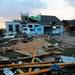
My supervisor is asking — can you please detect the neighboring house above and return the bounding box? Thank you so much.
[62,20,75,35]
[21,14,44,35]
[39,15,64,35]
[22,23,44,35]
[6,14,64,36]
[21,14,64,35]
[6,20,22,35]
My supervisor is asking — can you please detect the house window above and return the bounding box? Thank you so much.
[15,25,19,33]
[24,28,27,31]
[30,29,34,31]
[38,28,41,31]
[35,25,38,27]
[52,21,56,24]
[9,25,13,32]
[29,25,32,28]
[50,22,52,24]
[22,24,26,27]
[57,27,60,28]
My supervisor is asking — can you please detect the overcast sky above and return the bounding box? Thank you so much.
[0,0,75,28]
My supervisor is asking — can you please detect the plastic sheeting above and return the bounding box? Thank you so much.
[3,68,14,75]
[60,56,75,63]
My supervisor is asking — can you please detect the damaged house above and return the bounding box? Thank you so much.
[39,15,64,35]
[6,14,64,36]
[63,20,75,36]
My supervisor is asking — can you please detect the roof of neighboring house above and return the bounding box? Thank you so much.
[6,20,21,24]
[21,15,38,24]
[21,14,63,26]
[62,20,75,26]
[39,15,62,26]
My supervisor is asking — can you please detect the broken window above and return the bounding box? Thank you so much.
[29,25,32,28]
[30,29,34,31]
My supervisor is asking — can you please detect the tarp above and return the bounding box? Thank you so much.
[60,55,75,63]
[3,68,14,75]
[51,64,61,71]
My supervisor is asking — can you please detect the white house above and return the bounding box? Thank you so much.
[6,20,22,35]
[22,23,44,35]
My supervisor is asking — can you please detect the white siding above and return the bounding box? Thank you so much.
[22,23,44,35]
[6,21,22,35]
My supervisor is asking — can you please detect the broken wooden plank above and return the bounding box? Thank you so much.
[0,62,75,69]
[28,48,38,72]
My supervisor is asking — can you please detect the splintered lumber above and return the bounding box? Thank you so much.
[17,69,24,74]
[15,50,32,56]
[13,62,24,74]
[17,63,75,75]
[11,38,49,55]
[17,68,49,75]
[0,62,75,69]
[0,52,60,63]
[28,48,38,72]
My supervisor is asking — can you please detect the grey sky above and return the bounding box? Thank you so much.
[0,0,74,19]
[0,0,47,19]
[0,0,75,28]
[66,0,75,7]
